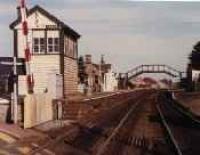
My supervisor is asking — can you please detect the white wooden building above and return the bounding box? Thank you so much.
[10,5,80,98]
[103,70,118,92]
[192,69,200,82]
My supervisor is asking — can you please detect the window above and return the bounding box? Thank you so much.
[33,37,60,54]
[65,39,78,59]
[71,42,75,58]
[48,38,53,52]
[48,38,59,53]
[33,38,45,54]
[33,38,39,53]
[69,49,73,58]
[65,38,69,55]
[40,38,45,53]
[73,42,78,58]
[54,38,59,52]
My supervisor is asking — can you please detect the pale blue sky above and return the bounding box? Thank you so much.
[0,0,199,72]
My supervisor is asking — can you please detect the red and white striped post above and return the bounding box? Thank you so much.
[19,0,34,93]
[12,0,34,124]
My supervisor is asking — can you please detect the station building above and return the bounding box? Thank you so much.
[78,55,118,93]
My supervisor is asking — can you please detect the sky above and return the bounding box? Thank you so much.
[0,0,200,73]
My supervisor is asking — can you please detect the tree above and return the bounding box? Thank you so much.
[189,41,200,69]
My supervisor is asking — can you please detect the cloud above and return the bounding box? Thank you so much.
[79,33,195,72]
[0,1,17,15]
[46,1,200,40]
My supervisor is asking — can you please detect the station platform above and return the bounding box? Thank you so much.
[175,92,200,117]
[0,123,42,139]
[0,120,73,154]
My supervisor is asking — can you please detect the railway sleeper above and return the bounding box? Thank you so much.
[63,126,108,153]
[111,135,149,149]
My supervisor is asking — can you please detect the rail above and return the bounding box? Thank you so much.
[96,99,141,155]
[28,91,145,154]
[157,104,183,155]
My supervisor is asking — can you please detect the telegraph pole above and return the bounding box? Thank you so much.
[0,59,24,123]
[13,57,18,124]
[100,55,105,92]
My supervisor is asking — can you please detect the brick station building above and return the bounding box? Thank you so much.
[10,5,80,97]
[78,54,118,93]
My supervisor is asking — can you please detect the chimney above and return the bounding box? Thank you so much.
[85,54,92,64]
[101,55,105,65]
[17,6,21,19]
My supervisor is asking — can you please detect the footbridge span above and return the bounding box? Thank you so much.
[118,64,185,89]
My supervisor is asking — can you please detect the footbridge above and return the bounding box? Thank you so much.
[118,64,185,89]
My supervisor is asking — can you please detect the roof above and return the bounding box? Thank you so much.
[10,5,80,39]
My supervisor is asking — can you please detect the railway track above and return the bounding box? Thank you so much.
[96,95,149,155]
[28,90,155,155]
[21,90,179,155]
[157,91,200,155]
[95,97,144,155]
[99,92,173,155]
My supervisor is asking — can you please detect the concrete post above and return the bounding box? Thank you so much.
[57,101,63,120]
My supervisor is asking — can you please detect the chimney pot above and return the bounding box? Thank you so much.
[85,55,92,64]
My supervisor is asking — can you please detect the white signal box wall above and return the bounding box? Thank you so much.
[48,74,63,99]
